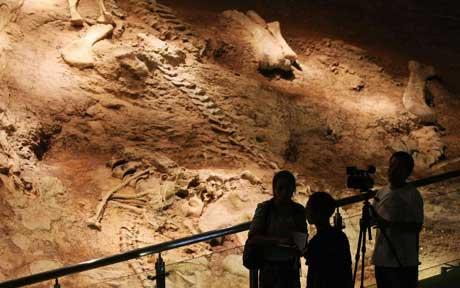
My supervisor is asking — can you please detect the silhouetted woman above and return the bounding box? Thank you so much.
[248,170,308,288]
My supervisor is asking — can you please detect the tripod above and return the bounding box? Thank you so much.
[352,197,402,288]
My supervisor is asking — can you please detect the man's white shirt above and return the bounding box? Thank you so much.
[372,183,424,267]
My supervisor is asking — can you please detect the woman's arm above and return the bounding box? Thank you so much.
[248,234,292,246]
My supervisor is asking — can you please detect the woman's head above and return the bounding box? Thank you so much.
[306,192,336,225]
[272,170,296,204]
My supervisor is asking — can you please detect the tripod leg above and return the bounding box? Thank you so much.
[353,227,364,285]
[360,232,367,288]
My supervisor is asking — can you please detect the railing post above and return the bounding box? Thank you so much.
[53,279,60,288]
[155,253,166,288]
[249,269,258,288]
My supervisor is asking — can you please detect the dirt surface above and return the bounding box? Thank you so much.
[1,0,460,287]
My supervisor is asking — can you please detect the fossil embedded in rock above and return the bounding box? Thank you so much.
[68,0,114,27]
[87,168,151,230]
[402,60,437,123]
[61,24,114,69]
[223,10,298,72]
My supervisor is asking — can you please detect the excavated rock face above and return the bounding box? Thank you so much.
[0,1,40,194]
[391,126,445,171]
[0,107,61,194]
[1,0,460,286]
[0,1,22,93]
[0,0,22,31]
[138,33,187,67]
[410,127,445,170]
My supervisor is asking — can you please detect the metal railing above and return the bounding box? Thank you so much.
[0,222,250,288]
[1,169,459,288]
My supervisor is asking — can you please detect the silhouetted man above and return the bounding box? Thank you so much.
[372,151,424,288]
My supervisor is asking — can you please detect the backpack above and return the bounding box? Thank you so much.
[242,200,273,270]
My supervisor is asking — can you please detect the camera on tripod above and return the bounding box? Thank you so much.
[346,165,376,191]
[342,165,403,287]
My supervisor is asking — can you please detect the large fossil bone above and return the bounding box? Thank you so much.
[402,60,437,123]
[223,10,298,72]
[68,0,114,27]
[61,24,113,69]
[87,168,151,230]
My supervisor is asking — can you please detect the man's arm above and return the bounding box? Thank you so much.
[372,188,423,233]
[374,213,422,233]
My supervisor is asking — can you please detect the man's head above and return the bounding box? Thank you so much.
[272,170,296,204]
[306,192,336,225]
[388,151,414,187]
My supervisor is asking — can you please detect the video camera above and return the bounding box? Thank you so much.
[346,165,376,192]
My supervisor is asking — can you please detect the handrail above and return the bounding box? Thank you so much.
[1,169,459,288]
[0,222,251,288]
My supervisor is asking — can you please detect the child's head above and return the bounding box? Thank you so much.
[306,192,336,225]
[388,151,414,186]
[272,170,296,203]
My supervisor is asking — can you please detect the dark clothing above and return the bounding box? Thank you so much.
[248,199,308,288]
[306,227,353,288]
[259,259,301,288]
[375,266,418,288]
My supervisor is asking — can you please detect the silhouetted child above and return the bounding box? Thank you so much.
[305,192,352,288]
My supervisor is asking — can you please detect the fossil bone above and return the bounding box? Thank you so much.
[180,195,204,217]
[240,170,262,185]
[68,0,114,27]
[431,157,460,171]
[113,198,146,207]
[113,201,142,215]
[112,191,150,200]
[61,24,113,69]
[87,168,151,230]
[402,60,437,123]
[223,10,298,72]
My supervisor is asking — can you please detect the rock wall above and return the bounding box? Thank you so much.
[0,0,22,31]
[0,1,22,84]
[0,0,459,286]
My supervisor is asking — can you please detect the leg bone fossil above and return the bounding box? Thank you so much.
[68,0,114,27]
[87,168,152,230]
